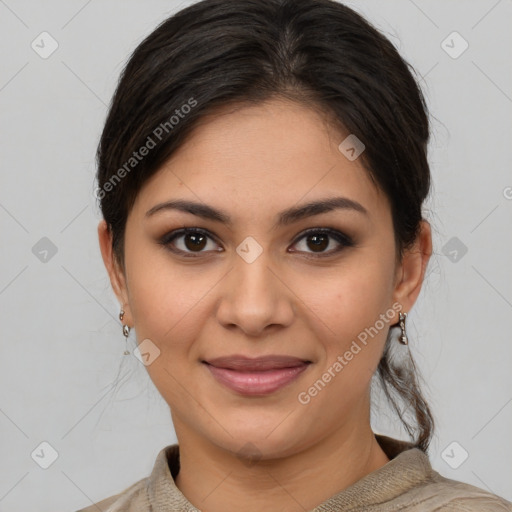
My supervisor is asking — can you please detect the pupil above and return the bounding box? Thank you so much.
[185,233,207,251]
[308,234,328,252]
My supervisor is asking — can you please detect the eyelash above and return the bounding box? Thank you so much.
[159,227,355,259]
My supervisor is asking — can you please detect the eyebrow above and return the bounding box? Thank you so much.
[145,196,368,228]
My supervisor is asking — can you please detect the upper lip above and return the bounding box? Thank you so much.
[203,355,311,371]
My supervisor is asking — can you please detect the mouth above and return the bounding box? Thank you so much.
[202,355,311,396]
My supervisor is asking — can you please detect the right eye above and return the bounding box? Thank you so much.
[159,227,223,258]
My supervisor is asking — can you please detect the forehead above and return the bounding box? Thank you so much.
[131,98,388,222]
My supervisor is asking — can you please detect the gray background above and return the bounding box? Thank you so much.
[0,0,511,510]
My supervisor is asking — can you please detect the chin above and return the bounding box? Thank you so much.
[209,421,310,462]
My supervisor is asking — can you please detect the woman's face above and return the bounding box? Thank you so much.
[100,98,428,460]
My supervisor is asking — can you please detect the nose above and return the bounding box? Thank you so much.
[215,247,295,337]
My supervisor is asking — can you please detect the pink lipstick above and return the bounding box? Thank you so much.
[203,355,310,396]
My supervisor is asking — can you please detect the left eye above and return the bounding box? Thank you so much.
[290,228,353,256]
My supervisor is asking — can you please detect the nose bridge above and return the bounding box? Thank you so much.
[216,237,294,335]
[233,238,278,309]
[236,243,273,296]
[233,236,272,293]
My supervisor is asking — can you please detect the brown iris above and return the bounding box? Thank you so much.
[184,233,208,252]
[306,233,329,252]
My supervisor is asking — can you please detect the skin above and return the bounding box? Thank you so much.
[98,98,432,512]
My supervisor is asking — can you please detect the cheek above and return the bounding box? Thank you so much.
[293,252,396,396]
[295,255,395,343]
[122,240,213,407]
[123,234,202,347]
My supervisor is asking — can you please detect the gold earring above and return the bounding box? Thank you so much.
[119,307,131,355]
[398,312,408,345]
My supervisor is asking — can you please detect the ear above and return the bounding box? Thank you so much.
[392,220,432,315]
[98,220,132,326]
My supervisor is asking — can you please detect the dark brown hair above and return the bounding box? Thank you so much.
[96,0,434,452]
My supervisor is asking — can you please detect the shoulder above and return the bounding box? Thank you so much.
[74,477,150,512]
[436,497,512,512]
[374,436,512,511]
[73,444,179,512]
[407,470,512,511]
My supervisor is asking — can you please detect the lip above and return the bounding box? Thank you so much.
[203,355,311,396]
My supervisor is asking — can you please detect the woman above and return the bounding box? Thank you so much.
[79,0,512,510]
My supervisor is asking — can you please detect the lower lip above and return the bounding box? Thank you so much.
[204,363,309,396]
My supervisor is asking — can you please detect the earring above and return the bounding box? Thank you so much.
[119,308,131,355]
[398,312,408,345]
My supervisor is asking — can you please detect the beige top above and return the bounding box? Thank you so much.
[76,434,512,511]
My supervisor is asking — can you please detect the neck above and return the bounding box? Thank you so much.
[173,419,390,512]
